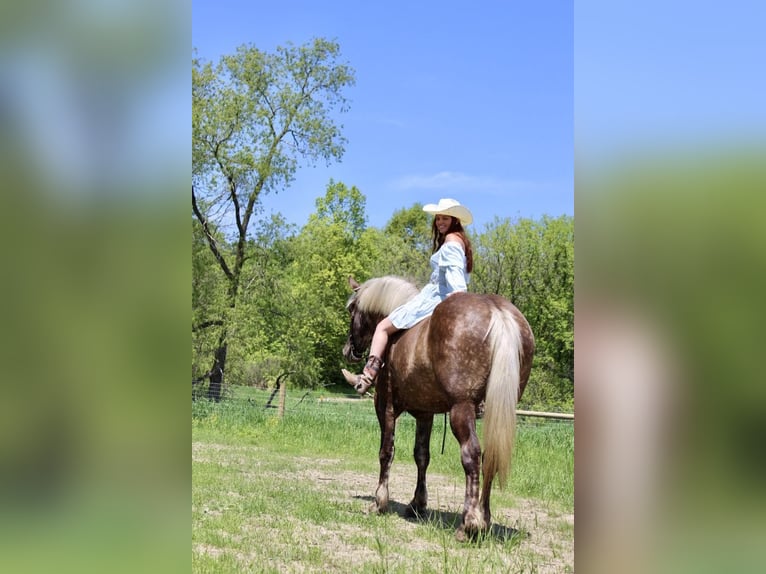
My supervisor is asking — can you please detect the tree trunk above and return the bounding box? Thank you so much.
[207,285,238,401]
[207,339,227,401]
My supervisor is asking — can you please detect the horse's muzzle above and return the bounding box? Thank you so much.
[343,337,364,363]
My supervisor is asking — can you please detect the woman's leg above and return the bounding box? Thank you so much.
[369,317,398,361]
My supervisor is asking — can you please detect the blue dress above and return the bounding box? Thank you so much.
[388,241,470,329]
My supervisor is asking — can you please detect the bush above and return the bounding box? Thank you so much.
[520,367,574,413]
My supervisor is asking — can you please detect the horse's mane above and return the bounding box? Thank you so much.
[351,276,419,317]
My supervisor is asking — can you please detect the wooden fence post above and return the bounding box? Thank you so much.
[278,382,287,418]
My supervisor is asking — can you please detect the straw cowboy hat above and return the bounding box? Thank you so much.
[422,198,473,225]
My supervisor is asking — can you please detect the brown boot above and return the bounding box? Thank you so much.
[342,355,383,395]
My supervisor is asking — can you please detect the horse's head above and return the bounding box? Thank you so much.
[342,277,376,363]
[342,275,419,363]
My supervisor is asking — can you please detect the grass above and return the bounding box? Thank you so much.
[192,386,574,573]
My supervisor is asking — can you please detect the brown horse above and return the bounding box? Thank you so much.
[342,276,535,540]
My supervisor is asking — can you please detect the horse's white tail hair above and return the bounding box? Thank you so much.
[481,303,522,490]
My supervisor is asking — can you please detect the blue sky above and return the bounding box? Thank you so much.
[193,0,573,231]
[575,1,766,169]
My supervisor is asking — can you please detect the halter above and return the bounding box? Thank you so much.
[347,334,366,363]
[346,293,367,362]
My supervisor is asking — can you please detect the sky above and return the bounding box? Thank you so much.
[575,1,766,168]
[192,0,573,231]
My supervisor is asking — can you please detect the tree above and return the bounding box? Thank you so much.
[384,203,431,255]
[473,215,574,410]
[192,39,355,399]
[376,203,433,284]
[313,179,367,241]
[222,214,298,388]
[283,181,369,386]
[192,217,227,387]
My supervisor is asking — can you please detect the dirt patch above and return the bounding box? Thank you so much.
[291,459,574,572]
[193,442,574,573]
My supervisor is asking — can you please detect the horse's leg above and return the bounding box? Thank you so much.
[371,393,397,514]
[480,473,493,530]
[406,414,434,518]
[449,401,486,541]
[478,400,494,530]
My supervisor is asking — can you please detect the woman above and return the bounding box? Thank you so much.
[342,198,474,395]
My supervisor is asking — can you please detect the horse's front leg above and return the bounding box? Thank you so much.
[406,414,434,517]
[449,402,486,541]
[371,395,397,514]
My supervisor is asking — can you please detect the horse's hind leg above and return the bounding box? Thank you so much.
[450,402,486,541]
[406,414,434,518]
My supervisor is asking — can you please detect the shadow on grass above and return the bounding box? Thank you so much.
[353,495,529,545]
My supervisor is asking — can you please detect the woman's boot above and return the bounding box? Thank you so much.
[341,355,383,395]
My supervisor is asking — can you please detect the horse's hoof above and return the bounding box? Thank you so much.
[456,518,490,542]
[367,501,386,514]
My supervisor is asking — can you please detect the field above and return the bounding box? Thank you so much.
[192,387,574,573]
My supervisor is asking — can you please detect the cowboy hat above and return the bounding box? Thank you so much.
[422,198,473,225]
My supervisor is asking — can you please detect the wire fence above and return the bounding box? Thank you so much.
[193,386,573,427]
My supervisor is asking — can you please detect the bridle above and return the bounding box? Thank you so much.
[346,296,368,362]
[347,334,366,363]
[346,294,374,362]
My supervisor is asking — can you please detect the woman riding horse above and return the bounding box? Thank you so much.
[342,198,474,394]
[341,270,534,539]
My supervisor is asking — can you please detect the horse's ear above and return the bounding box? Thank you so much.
[349,276,361,292]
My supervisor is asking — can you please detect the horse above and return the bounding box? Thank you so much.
[342,275,535,540]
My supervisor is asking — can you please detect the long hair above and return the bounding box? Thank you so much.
[430,217,474,273]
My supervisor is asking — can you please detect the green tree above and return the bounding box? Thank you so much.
[314,179,367,240]
[375,203,433,284]
[284,181,369,385]
[192,217,228,389]
[192,39,355,399]
[222,214,298,388]
[473,215,574,410]
[384,203,431,254]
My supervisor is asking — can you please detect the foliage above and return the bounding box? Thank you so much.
[281,181,370,386]
[376,203,433,284]
[192,38,355,398]
[384,203,432,254]
[193,204,574,410]
[191,42,573,410]
[192,217,228,379]
[472,216,574,410]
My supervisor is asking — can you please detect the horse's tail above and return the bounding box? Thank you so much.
[481,301,523,491]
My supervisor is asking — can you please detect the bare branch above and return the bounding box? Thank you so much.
[226,171,245,237]
[193,319,224,332]
[192,186,234,281]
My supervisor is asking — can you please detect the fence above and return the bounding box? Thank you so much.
[212,385,573,423]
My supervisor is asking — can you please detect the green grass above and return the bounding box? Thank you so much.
[192,386,574,572]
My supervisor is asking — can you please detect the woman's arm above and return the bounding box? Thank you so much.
[437,241,468,297]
